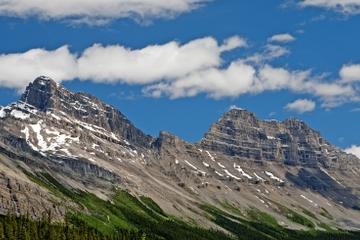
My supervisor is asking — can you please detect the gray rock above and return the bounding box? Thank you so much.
[21,76,153,148]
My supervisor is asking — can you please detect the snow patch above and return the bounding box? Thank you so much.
[206,151,215,161]
[21,126,40,152]
[234,163,252,179]
[92,143,105,154]
[22,121,79,156]
[15,101,38,114]
[10,110,30,120]
[50,113,62,121]
[265,171,284,183]
[202,162,210,167]
[254,172,265,181]
[74,119,121,142]
[255,196,265,204]
[300,195,313,203]
[224,170,241,180]
[38,76,52,81]
[217,162,226,169]
[30,121,48,151]
[59,148,75,157]
[300,194,318,207]
[185,160,197,170]
[0,107,6,118]
[215,171,224,177]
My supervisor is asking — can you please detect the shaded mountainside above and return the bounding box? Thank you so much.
[200,107,357,168]
[0,76,360,239]
[21,76,153,147]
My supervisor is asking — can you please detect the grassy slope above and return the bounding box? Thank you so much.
[23,170,360,240]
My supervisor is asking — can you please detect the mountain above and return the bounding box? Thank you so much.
[0,76,360,239]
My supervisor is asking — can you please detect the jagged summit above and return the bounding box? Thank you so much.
[20,76,108,112]
[200,107,355,168]
[20,76,60,111]
[222,107,260,127]
[214,107,315,135]
[18,76,153,147]
[223,107,308,128]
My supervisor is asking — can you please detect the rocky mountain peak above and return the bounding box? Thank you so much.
[221,107,260,127]
[20,76,61,111]
[19,76,153,147]
[282,118,312,132]
[33,75,58,86]
[199,108,355,168]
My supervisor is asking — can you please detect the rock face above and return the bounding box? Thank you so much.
[200,107,356,169]
[0,77,360,230]
[20,76,153,147]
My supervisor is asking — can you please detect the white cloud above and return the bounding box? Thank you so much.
[300,0,360,14]
[243,44,290,64]
[0,36,246,87]
[257,65,356,108]
[0,46,77,89]
[219,36,248,52]
[144,63,355,105]
[339,64,360,82]
[229,105,244,111]
[254,65,355,102]
[344,145,360,158]
[0,0,209,25]
[144,60,257,98]
[78,36,245,84]
[268,33,296,43]
[284,99,316,113]
[0,36,357,109]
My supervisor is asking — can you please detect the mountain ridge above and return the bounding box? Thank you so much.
[19,76,153,148]
[0,77,360,238]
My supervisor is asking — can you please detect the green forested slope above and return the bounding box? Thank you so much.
[1,170,359,240]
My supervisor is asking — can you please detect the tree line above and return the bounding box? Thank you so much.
[0,213,146,240]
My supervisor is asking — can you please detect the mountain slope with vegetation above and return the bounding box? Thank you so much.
[0,76,359,239]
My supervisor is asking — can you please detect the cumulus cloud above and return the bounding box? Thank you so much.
[0,46,77,89]
[0,36,246,87]
[284,99,316,113]
[0,0,209,25]
[144,60,256,98]
[78,36,245,84]
[344,145,360,158]
[268,33,296,43]
[299,0,360,14]
[339,64,360,82]
[0,36,358,109]
[144,63,355,105]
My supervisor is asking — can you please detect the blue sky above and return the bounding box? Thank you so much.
[0,0,360,154]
